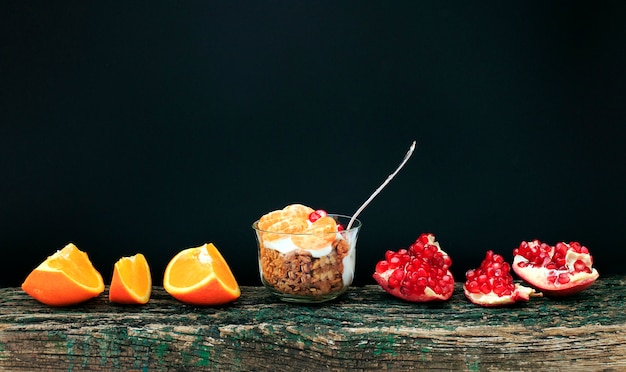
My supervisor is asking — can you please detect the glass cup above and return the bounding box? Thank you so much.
[252,214,361,303]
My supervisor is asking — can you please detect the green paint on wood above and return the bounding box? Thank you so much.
[81,339,91,369]
[467,360,481,372]
[66,338,75,372]
[109,329,123,370]
[125,331,158,370]
[193,334,212,367]
[372,334,398,357]
[154,342,169,366]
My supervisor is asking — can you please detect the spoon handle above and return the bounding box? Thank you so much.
[346,140,417,231]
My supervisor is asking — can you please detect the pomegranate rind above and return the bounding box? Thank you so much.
[463,283,538,307]
[512,255,599,296]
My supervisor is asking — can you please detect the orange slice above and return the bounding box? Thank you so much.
[282,203,315,218]
[21,243,105,306]
[257,204,314,241]
[163,243,240,306]
[109,253,152,305]
[258,204,314,230]
[261,217,309,241]
[292,216,338,249]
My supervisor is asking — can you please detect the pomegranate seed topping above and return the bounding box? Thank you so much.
[308,209,328,223]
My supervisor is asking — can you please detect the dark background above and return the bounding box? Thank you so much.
[2,1,625,288]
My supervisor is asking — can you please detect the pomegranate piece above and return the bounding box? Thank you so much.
[512,240,599,296]
[372,233,455,302]
[464,250,540,307]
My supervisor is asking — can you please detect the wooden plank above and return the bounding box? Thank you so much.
[0,277,625,371]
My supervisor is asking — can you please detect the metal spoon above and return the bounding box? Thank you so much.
[346,140,417,230]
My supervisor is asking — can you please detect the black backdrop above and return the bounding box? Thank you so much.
[2,1,626,288]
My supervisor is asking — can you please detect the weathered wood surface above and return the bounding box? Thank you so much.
[0,277,625,372]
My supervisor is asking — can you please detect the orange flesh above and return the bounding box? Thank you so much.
[291,216,338,249]
[164,243,240,305]
[109,253,151,304]
[45,245,103,288]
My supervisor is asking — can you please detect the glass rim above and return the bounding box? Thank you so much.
[252,213,361,235]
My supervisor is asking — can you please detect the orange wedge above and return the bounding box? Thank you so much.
[109,253,152,305]
[163,243,240,306]
[21,243,105,306]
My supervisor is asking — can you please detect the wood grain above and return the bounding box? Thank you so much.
[1,277,624,371]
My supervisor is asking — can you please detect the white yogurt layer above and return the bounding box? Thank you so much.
[264,237,333,258]
[341,228,358,286]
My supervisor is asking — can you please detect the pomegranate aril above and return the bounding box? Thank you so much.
[416,267,428,278]
[418,233,430,244]
[558,273,570,284]
[389,269,405,288]
[547,274,557,284]
[466,280,480,293]
[308,209,328,223]
[574,259,591,273]
[493,284,506,296]
[388,277,400,289]
[424,245,437,259]
[392,269,405,280]
[417,277,428,288]
[308,212,321,222]
[384,250,394,261]
[375,261,389,273]
[466,269,476,281]
[389,256,402,268]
